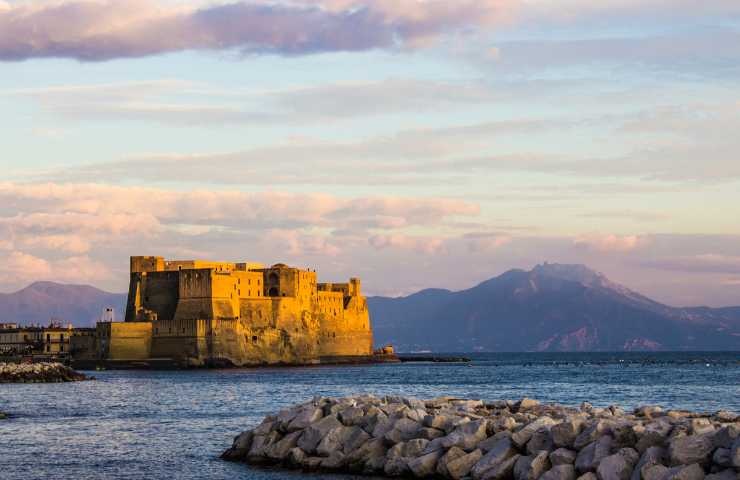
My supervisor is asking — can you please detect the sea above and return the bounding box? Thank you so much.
[1,352,738,480]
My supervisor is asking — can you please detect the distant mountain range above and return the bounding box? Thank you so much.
[0,281,126,327]
[368,263,740,352]
[3,264,740,351]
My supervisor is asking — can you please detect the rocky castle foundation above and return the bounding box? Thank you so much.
[92,256,374,367]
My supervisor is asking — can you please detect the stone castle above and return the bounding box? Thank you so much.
[91,256,374,367]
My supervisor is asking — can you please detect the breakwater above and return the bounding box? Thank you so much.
[223,395,740,479]
[0,362,88,383]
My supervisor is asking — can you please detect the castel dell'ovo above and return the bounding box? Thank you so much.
[87,256,375,367]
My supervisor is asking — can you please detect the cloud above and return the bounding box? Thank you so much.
[461,232,512,252]
[641,254,740,275]
[3,251,52,282]
[573,234,648,253]
[266,229,342,257]
[577,210,669,222]
[6,78,522,125]
[519,0,740,23]
[369,234,447,254]
[2,0,738,63]
[0,0,514,61]
[0,182,478,229]
[0,250,111,290]
[0,181,484,290]
[13,96,739,186]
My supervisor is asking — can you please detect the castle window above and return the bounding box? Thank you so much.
[252,335,258,343]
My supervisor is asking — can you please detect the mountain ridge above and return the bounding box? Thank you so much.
[368,263,740,352]
[2,264,739,351]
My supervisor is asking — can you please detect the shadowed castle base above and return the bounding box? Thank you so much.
[73,256,388,369]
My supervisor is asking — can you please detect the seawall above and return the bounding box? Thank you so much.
[222,395,740,480]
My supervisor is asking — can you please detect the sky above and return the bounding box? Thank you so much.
[1,0,739,306]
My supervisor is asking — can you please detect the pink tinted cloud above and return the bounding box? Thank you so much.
[0,250,111,290]
[0,0,514,61]
[573,233,648,253]
[0,182,478,230]
[369,234,447,254]
[0,181,478,289]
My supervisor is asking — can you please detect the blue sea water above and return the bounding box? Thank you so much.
[1,352,739,480]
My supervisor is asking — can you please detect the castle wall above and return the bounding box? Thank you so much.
[98,322,152,361]
[317,293,373,358]
[150,313,320,366]
[109,256,374,367]
[150,318,200,364]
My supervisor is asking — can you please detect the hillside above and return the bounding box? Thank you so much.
[368,263,740,352]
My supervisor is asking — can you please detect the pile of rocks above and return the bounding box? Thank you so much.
[0,362,88,383]
[222,395,740,480]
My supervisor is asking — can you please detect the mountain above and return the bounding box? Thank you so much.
[0,282,126,327]
[368,263,740,352]
[4,265,740,351]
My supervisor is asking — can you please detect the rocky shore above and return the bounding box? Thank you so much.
[0,362,89,383]
[222,395,740,480]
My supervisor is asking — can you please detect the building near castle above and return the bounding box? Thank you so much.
[0,322,94,358]
[87,256,374,367]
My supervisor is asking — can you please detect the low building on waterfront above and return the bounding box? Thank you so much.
[0,326,43,355]
[0,323,95,359]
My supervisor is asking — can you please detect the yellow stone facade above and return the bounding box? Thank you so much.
[98,256,373,366]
